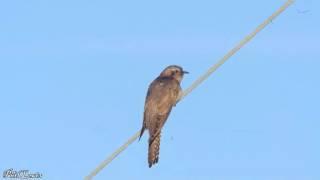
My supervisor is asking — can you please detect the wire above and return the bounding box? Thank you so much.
[84,131,140,180]
[84,1,294,179]
[180,0,295,100]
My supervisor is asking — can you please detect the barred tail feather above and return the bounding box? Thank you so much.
[148,133,161,168]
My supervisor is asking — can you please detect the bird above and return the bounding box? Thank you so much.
[139,65,188,168]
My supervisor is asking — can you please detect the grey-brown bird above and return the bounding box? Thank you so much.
[139,65,188,168]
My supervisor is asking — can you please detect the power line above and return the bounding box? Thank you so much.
[84,1,294,179]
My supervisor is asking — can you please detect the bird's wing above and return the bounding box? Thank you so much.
[144,78,180,135]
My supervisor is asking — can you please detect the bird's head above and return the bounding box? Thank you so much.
[159,65,188,82]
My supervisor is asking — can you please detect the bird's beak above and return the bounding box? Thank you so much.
[183,70,189,74]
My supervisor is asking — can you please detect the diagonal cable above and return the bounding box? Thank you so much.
[85,1,294,179]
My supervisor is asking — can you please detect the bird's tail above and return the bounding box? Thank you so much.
[148,133,161,168]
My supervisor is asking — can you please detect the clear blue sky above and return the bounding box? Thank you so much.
[0,0,319,179]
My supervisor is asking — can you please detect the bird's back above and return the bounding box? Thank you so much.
[142,76,181,167]
[143,77,181,135]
